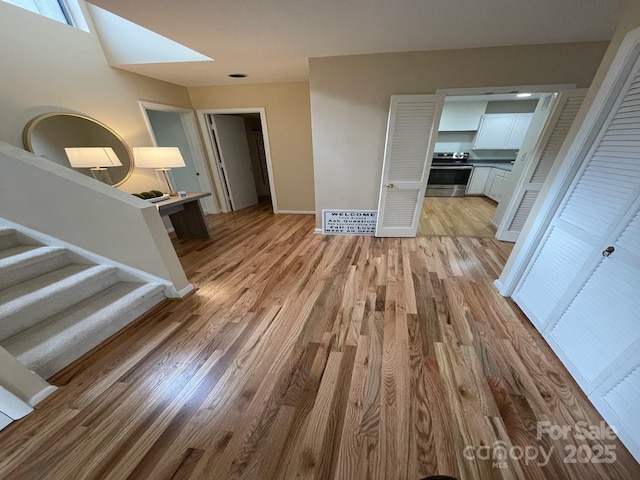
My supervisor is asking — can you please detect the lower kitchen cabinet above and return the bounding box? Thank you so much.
[465,166,491,195]
[467,167,511,201]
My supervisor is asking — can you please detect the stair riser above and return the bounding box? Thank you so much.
[0,253,71,291]
[0,271,120,342]
[0,232,18,252]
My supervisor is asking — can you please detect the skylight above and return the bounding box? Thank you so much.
[2,0,71,25]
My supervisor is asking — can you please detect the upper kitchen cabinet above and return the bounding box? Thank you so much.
[473,113,533,149]
[438,101,488,131]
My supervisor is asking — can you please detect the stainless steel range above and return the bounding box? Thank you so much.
[425,152,472,197]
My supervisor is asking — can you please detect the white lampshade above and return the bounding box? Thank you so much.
[65,147,122,168]
[133,147,186,169]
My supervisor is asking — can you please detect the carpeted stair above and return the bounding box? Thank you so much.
[0,227,166,379]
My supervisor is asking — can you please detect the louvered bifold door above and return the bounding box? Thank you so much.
[497,90,587,242]
[514,55,640,331]
[512,49,640,461]
[375,95,444,237]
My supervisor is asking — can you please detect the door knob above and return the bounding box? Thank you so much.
[602,246,615,257]
[386,183,394,188]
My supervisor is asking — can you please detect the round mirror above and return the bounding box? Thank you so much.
[23,113,134,187]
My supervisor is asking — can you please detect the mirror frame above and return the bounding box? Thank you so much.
[22,112,135,187]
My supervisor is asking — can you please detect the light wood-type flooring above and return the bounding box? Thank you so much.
[0,203,638,479]
[418,196,497,237]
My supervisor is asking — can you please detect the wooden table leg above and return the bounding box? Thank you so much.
[168,199,211,239]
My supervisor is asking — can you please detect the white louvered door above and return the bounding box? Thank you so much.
[496,90,587,241]
[512,50,640,460]
[376,95,444,237]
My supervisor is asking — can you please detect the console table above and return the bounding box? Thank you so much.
[155,192,212,239]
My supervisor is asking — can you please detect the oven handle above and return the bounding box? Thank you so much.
[430,165,473,170]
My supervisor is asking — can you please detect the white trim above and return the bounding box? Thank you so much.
[314,228,323,234]
[176,283,195,298]
[66,0,91,32]
[0,386,33,420]
[196,112,231,213]
[278,210,315,214]
[26,385,58,407]
[436,84,577,96]
[138,101,220,214]
[196,108,279,214]
[496,26,640,296]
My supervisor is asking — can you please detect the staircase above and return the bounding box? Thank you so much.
[0,227,166,380]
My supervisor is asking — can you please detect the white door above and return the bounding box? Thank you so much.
[495,90,587,241]
[211,115,258,211]
[512,51,640,460]
[375,95,444,237]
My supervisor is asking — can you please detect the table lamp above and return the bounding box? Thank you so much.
[133,147,186,195]
[65,147,122,185]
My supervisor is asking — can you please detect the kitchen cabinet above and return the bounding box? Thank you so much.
[506,114,533,149]
[473,113,533,149]
[465,166,491,195]
[485,168,511,202]
[438,101,488,131]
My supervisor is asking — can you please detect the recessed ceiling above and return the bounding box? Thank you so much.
[88,0,627,87]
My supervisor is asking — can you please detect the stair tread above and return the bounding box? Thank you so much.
[0,264,117,315]
[2,282,164,365]
[0,245,66,265]
[0,264,123,343]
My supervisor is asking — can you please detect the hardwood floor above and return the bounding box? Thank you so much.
[418,196,498,237]
[0,203,638,479]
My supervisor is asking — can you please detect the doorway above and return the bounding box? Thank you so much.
[197,108,277,213]
[417,92,543,237]
[140,101,217,214]
[377,85,582,239]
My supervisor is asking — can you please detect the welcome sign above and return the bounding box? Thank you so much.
[322,210,378,236]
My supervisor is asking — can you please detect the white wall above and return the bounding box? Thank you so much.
[0,142,190,295]
[309,42,609,227]
[0,1,194,195]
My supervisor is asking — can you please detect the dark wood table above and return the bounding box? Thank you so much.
[155,192,212,239]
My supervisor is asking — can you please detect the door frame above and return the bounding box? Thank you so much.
[138,101,219,214]
[196,108,278,213]
[435,83,577,97]
[495,27,640,296]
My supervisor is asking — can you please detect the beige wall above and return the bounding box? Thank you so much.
[188,83,315,212]
[0,1,193,194]
[309,42,609,227]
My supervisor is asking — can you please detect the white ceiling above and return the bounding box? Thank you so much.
[88,0,627,87]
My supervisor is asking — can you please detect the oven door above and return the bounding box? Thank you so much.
[426,166,472,197]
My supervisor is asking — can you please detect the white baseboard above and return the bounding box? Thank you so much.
[170,283,195,299]
[28,385,58,407]
[277,210,315,214]
[314,228,323,234]
[494,279,507,296]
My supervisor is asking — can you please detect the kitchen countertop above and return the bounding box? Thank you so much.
[470,161,514,171]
